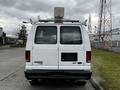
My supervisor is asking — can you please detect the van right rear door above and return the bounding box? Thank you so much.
[59,26,85,70]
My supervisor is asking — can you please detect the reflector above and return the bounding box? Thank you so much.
[25,51,30,62]
[86,51,91,63]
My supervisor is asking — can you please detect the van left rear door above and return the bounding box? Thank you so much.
[32,26,58,69]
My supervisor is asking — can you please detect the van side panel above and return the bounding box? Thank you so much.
[25,26,36,69]
[82,26,91,68]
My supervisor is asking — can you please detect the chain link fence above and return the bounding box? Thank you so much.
[90,33,120,52]
[91,41,120,52]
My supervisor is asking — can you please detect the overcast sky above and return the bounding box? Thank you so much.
[0,0,120,35]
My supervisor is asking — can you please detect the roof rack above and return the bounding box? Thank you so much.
[38,19,79,23]
[23,18,87,26]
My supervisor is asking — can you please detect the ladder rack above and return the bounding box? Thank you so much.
[38,19,79,23]
[23,18,87,26]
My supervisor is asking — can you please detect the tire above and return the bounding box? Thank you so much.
[29,79,39,86]
[74,80,87,86]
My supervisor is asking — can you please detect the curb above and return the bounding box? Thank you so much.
[0,47,22,50]
[90,77,104,90]
[0,45,11,50]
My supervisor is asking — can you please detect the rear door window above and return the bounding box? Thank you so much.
[35,26,57,44]
[60,26,82,44]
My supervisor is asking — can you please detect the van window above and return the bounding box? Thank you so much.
[35,26,57,44]
[60,26,82,44]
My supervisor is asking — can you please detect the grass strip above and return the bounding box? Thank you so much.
[92,48,120,90]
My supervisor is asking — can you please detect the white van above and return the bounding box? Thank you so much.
[24,19,92,85]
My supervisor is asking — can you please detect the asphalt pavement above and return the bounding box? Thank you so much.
[0,48,95,90]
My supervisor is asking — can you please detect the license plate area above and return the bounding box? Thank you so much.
[61,53,77,62]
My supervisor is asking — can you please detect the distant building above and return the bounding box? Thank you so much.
[112,28,120,34]
[111,28,120,41]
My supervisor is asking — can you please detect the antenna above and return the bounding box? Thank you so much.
[37,16,40,21]
[30,19,33,24]
[88,14,92,33]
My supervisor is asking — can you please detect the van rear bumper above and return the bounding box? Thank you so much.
[25,70,92,80]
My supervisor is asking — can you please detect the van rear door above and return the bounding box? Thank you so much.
[59,26,85,69]
[32,26,58,69]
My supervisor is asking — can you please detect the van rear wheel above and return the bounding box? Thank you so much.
[74,80,87,86]
[29,79,39,86]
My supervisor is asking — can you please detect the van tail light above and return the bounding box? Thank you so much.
[25,51,30,62]
[86,51,91,63]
